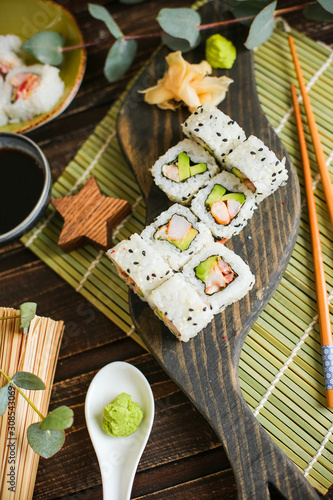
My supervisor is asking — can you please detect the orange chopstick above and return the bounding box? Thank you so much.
[291,83,333,408]
[289,35,333,229]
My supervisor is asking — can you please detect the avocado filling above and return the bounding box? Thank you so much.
[162,152,207,182]
[231,167,256,193]
[154,214,198,251]
[205,184,245,225]
[195,255,236,295]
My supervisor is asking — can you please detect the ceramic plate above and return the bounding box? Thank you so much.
[0,0,86,134]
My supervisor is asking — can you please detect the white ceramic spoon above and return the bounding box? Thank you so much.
[85,361,155,500]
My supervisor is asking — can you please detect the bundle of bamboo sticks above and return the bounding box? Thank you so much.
[0,307,64,499]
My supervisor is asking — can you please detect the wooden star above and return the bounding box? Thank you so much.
[52,176,131,252]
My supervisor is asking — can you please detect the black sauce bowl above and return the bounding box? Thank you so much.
[0,132,51,244]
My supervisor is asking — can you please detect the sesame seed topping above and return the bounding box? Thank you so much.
[152,273,156,277]
[142,250,146,256]
[198,123,203,126]
[275,161,279,166]
[222,138,228,142]
[189,308,194,311]
[194,111,198,115]
[238,135,240,139]
[278,170,282,174]
[194,128,199,132]
[210,115,212,119]
[201,108,204,113]
[182,196,187,201]
[250,151,256,155]
[229,149,233,154]
[187,317,192,321]
[272,173,277,177]
[203,307,207,311]
[127,268,130,273]
[133,261,139,265]
[185,122,188,127]
[258,148,263,151]
[129,249,133,252]
[216,132,221,136]
[261,157,266,162]
[166,270,170,275]
[146,276,150,281]
[193,323,197,326]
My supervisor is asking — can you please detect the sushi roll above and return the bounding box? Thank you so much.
[182,103,246,166]
[151,138,219,204]
[3,64,64,123]
[107,233,173,300]
[141,203,213,271]
[225,135,288,202]
[0,78,8,126]
[182,242,255,314]
[148,273,214,342]
[0,35,23,78]
[191,171,257,240]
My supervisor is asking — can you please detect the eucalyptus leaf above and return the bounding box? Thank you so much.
[0,384,10,415]
[227,0,271,25]
[22,31,63,66]
[303,4,333,21]
[39,406,74,431]
[19,302,37,333]
[104,38,137,83]
[245,1,277,50]
[12,371,45,391]
[27,423,65,458]
[162,32,201,53]
[88,3,123,39]
[157,8,201,49]
[317,0,333,14]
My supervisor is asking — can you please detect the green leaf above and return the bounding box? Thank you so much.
[245,1,277,50]
[227,0,271,25]
[27,423,65,458]
[104,38,137,83]
[317,0,333,14]
[157,8,201,49]
[303,4,333,21]
[88,3,123,39]
[22,31,63,66]
[39,406,74,431]
[12,372,45,391]
[0,384,10,415]
[19,302,37,333]
[162,32,201,53]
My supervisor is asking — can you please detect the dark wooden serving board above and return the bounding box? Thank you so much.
[117,2,319,498]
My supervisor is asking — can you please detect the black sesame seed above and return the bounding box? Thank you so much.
[194,111,198,115]
[198,123,203,126]
[228,120,234,125]
[146,275,150,281]
[221,153,225,157]
[238,135,240,140]
[257,192,262,195]
[235,224,241,227]
[222,138,228,142]
[250,151,256,155]
[272,173,277,177]
[210,115,213,119]
[185,122,188,127]
[129,249,133,253]
[200,107,203,113]
[278,170,282,174]
[187,317,192,321]
[272,178,276,182]
[210,305,213,310]
[152,273,156,277]
[189,251,194,255]
[203,307,207,311]
[165,312,168,316]
[189,308,194,311]
[166,270,170,275]
[133,261,139,265]
[258,148,263,151]
[142,250,146,256]
[216,132,221,137]
[261,157,266,162]
[229,149,233,154]
[193,323,197,326]
[127,269,130,273]
[194,128,199,132]
[182,196,187,201]
[275,161,279,166]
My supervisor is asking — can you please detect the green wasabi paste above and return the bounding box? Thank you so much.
[102,392,143,437]
[205,34,237,69]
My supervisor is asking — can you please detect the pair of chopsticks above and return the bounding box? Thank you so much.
[289,36,333,409]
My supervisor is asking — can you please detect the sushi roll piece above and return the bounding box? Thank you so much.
[225,135,288,202]
[0,77,8,126]
[141,203,213,271]
[182,103,246,166]
[0,35,23,78]
[3,64,64,123]
[182,242,255,314]
[151,138,219,204]
[107,233,173,300]
[191,171,257,240]
[148,273,214,342]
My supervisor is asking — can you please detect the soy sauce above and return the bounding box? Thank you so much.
[0,148,44,235]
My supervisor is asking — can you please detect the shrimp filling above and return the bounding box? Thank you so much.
[205,184,245,226]
[10,72,40,102]
[162,152,207,182]
[154,214,198,251]
[195,255,236,295]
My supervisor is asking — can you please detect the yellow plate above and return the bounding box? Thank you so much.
[0,0,86,134]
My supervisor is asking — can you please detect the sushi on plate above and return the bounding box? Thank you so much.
[147,273,214,342]
[151,138,219,204]
[182,242,255,314]
[141,203,214,271]
[107,233,173,300]
[191,171,257,240]
[0,35,23,78]
[182,103,246,165]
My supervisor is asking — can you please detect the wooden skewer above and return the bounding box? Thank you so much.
[288,35,333,229]
[291,84,333,409]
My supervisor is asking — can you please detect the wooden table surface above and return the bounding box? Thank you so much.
[0,1,332,499]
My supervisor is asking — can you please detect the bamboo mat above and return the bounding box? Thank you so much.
[0,308,64,500]
[20,25,333,494]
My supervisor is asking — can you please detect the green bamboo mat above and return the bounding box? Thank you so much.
[21,25,333,494]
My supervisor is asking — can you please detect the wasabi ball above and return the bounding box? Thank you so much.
[102,392,143,437]
[205,34,237,69]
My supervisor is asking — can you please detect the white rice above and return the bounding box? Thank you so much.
[151,138,219,204]
[191,171,257,239]
[107,233,173,300]
[225,135,289,202]
[4,64,64,123]
[141,203,213,271]
[0,77,8,126]
[0,35,22,55]
[182,242,255,314]
[148,273,214,342]
[182,103,246,165]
